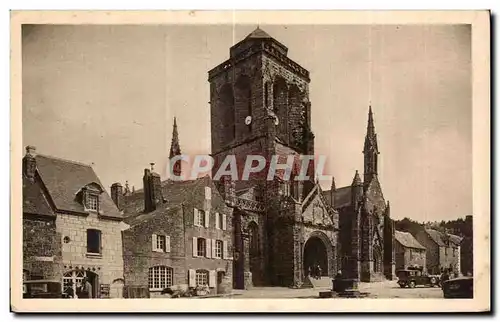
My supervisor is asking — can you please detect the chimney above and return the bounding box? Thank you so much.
[110,182,124,210]
[143,165,163,213]
[23,145,37,181]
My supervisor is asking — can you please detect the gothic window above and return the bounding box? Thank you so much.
[248,222,259,256]
[264,82,269,108]
[219,84,235,144]
[273,77,288,141]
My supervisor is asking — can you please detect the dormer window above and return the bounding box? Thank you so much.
[77,182,103,214]
[86,194,98,211]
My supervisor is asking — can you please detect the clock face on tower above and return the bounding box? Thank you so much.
[245,116,252,125]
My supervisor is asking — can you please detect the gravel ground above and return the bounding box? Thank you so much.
[229,280,443,299]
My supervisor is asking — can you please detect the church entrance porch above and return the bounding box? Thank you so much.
[303,236,329,279]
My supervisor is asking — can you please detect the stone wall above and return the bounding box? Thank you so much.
[415,231,439,274]
[395,241,426,270]
[23,215,61,280]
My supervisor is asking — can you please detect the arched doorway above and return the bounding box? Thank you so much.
[62,269,99,299]
[303,236,328,278]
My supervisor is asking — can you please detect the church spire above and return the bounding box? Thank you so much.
[169,117,182,177]
[363,105,379,184]
[351,170,362,187]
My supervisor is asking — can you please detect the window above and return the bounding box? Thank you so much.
[216,213,223,230]
[86,194,98,212]
[197,210,206,227]
[157,235,166,252]
[86,229,102,254]
[148,266,173,291]
[214,240,223,259]
[453,248,456,257]
[196,270,208,286]
[445,247,448,256]
[197,238,206,257]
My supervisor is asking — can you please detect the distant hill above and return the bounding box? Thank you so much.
[394,216,471,238]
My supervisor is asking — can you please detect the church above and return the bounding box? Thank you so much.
[204,27,395,287]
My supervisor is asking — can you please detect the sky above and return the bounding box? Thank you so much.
[22,24,472,222]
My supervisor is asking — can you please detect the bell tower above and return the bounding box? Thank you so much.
[208,27,314,191]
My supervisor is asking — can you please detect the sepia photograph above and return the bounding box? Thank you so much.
[10,10,490,313]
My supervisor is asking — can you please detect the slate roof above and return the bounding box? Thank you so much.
[34,154,122,219]
[23,176,54,217]
[395,230,426,250]
[124,205,181,227]
[245,27,273,39]
[123,176,212,216]
[425,229,462,247]
[322,186,353,209]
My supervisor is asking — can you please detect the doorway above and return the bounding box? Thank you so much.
[62,269,99,298]
[303,236,328,278]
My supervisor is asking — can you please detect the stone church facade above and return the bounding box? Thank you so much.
[207,28,339,288]
[323,107,396,282]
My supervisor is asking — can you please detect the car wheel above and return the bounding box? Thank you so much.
[430,277,437,285]
[399,283,405,288]
[409,281,416,288]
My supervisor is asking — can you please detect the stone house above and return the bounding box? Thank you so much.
[415,229,462,275]
[22,146,61,289]
[122,174,234,298]
[22,146,126,298]
[394,230,426,271]
[120,120,234,297]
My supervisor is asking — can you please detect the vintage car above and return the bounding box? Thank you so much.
[442,276,473,298]
[396,269,440,288]
[23,279,64,299]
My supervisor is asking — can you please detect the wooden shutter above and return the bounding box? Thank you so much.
[223,240,228,259]
[205,211,210,228]
[215,212,220,229]
[165,236,171,253]
[209,270,216,288]
[211,239,217,258]
[193,208,199,226]
[222,214,227,230]
[192,237,198,257]
[188,269,196,287]
[206,238,212,258]
[152,234,157,252]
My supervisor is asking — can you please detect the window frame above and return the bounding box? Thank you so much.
[197,238,206,257]
[148,266,173,291]
[156,235,166,252]
[86,229,102,255]
[216,213,223,230]
[195,269,209,287]
[197,210,206,227]
[214,240,223,259]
